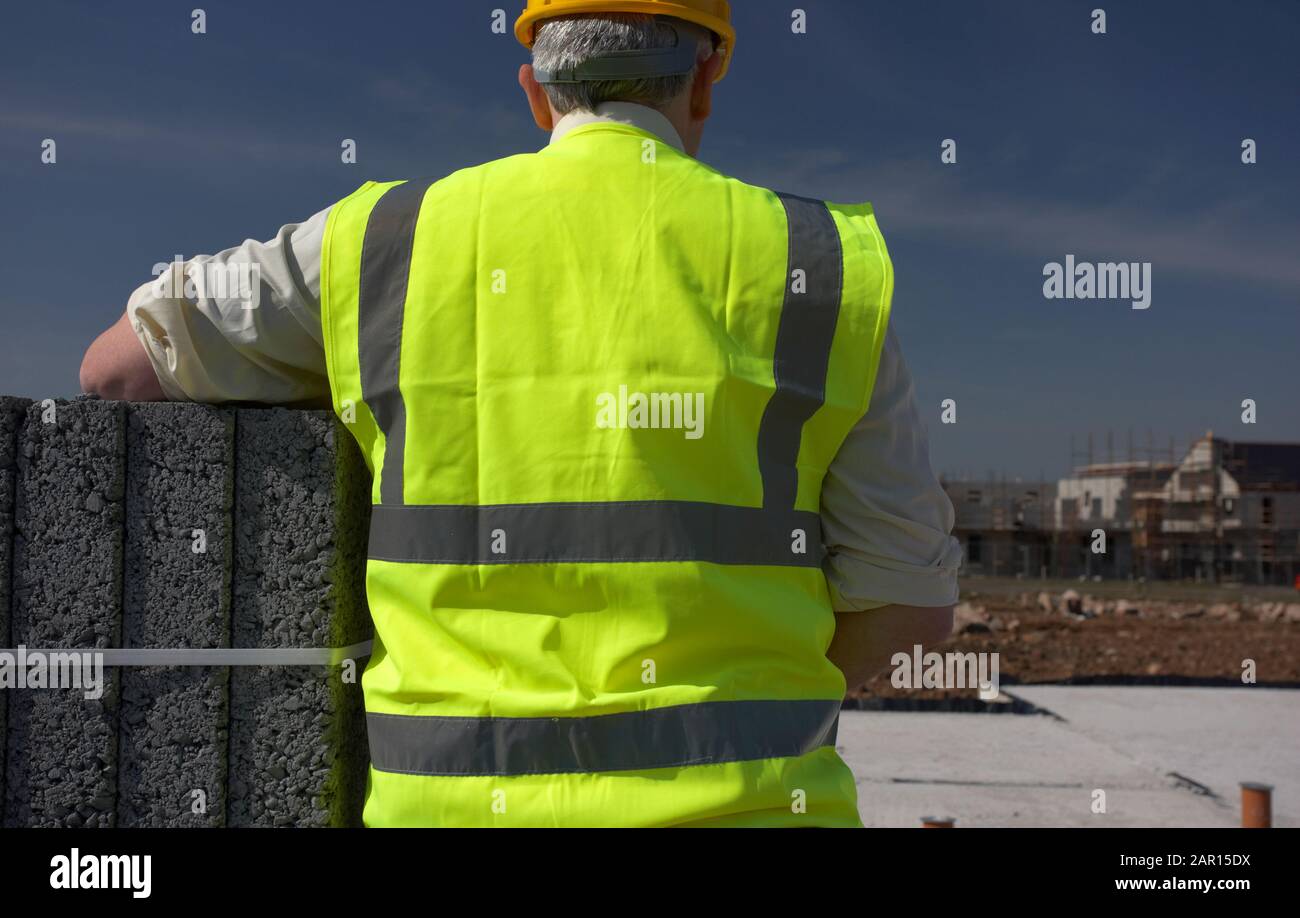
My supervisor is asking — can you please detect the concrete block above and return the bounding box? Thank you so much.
[118,404,234,827]
[0,396,32,809]
[229,409,371,827]
[4,399,124,828]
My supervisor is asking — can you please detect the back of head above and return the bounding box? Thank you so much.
[531,14,715,115]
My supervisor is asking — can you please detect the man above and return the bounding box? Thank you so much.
[80,1,960,827]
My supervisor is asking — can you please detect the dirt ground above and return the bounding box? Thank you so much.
[849,581,1300,704]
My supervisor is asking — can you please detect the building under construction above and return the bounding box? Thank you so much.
[945,434,1300,585]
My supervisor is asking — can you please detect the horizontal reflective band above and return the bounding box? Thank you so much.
[368,501,824,566]
[367,699,842,777]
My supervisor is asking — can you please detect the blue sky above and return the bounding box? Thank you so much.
[1,0,1296,478]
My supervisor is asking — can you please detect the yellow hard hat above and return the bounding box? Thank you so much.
[515,0,735,82]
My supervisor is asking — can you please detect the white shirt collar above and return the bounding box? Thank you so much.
[549,101,686,153]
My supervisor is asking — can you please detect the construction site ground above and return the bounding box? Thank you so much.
[841,578,1299,827]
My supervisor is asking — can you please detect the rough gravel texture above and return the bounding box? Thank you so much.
[5,399,125,827]
[1,399,372,828]
[228,408,371,828]
[0,396,32,808]
[119,404,234,827]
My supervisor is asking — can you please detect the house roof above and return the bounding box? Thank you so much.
[1220,440,1300,490]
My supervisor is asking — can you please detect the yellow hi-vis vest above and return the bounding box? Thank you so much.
[321,121,893,827]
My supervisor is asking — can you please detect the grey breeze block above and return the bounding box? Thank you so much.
[229,408,371,827]
[6,399,125,827]
[0,396,32,810]
[1,400,372,828]
[119,403,234,827]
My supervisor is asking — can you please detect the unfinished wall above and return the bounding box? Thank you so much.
[229,409,371,827]
[0,399,372,828]
[119,404,233,827]
[7,399,126,827]
[0,396,31,812]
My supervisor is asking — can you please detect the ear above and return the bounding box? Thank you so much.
[519,64,554,132]
[689,51,724,121]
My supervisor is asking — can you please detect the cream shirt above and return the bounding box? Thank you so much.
[127,102,961,611]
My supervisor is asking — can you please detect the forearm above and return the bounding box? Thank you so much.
[828,603,954,691]
[88,208,333,406]
[80,310,167,401]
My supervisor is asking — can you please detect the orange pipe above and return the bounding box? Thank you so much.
[1240,782,1272,828]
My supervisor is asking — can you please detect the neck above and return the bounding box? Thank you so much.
[549,101,693,155]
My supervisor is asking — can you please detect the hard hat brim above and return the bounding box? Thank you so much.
[515,1,734,82]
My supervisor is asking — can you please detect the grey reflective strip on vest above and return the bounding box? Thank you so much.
[367,699,841,777]
[358,191,845,565]
[758,193,845,510]
[357,178,437,505]
[369,501,824,567]
[356,194,847,778]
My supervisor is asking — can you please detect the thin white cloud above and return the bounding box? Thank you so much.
[734,150,1300,292]
[0,106,328,165]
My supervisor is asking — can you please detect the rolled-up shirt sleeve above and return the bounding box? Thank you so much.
[821,325,962,611]
[127,207,331,404]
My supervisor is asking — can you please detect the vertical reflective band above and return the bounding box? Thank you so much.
[357,178,436,506]
[361,190,848,566]
[758,193,844,510]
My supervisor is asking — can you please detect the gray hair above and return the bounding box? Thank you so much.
[532,14,715,115]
